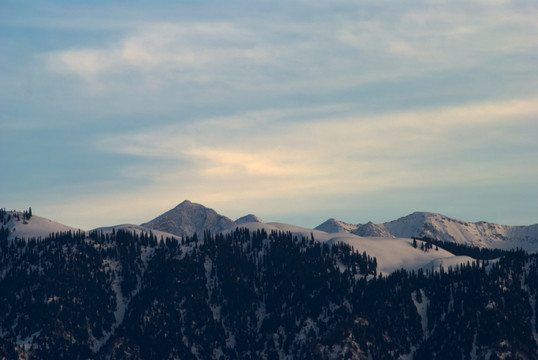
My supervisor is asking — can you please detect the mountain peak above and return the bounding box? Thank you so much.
[142,201,234,238]
[314,218,358,233]
[235,214,264,224]
[172,200,201,209]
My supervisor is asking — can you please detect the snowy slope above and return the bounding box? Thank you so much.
[326,235,471,275]
[2,211,81,241]
[234,221,471,275]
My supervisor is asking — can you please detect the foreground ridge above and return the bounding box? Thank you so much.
[0,225,536,359]
[2,206,538,359]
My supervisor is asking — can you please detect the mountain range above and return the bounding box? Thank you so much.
[6,200,537,251]
[4,201,538,276]
[315,211,538,250]
[142,201,538,250]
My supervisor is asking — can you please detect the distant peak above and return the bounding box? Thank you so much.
[318,218,342,225]
[394,211,438,222]
[315,218,358,233]
[176,200,196,207]
[235,214,264,224]
[407,211,431,217]
[171,200,212,211]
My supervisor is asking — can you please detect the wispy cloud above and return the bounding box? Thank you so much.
[95,98,538,210]
[47,21,278,91]
[46,2,538,97]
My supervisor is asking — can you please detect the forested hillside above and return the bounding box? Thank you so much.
[1,221,537,359]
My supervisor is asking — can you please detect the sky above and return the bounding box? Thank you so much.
[1,0,537,230]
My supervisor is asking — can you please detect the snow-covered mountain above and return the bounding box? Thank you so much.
[4,203,535,276]
[7,203,536,252]
[141,200,235,238]
[136,203,515,274]
[316,211,538,251]
[384,212,538,248]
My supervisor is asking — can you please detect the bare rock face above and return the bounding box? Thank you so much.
[142,200,235,238]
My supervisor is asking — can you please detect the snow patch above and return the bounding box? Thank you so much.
[295,318,319,344]
[16,331,40,351]
[89,259,126,353]
[412,289,429,338]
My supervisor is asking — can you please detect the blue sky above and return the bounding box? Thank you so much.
[1,0,537,229]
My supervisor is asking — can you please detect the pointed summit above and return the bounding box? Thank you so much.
[314,218,358,233]
[235,214,264,224]
[142,201,234,238]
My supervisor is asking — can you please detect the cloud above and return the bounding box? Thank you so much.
[96,98,538,207]
[46,1,538,98]
[41,96,532,229]
[47,22,275,90]
[338,3,538,70]
[101,97,538,156]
